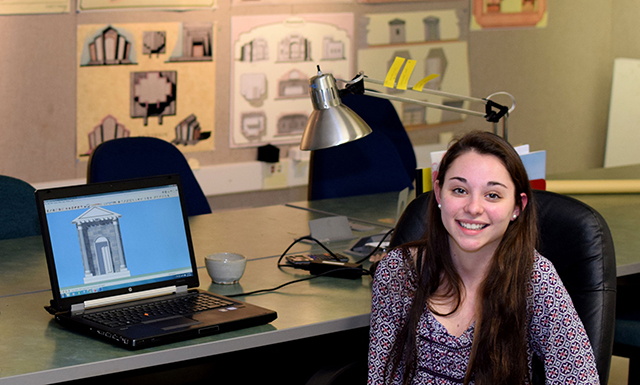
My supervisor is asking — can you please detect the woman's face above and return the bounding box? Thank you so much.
[434,151,527,260]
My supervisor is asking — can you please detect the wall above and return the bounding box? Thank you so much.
[0,0,624,189]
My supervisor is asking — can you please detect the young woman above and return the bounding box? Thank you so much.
[368,131,599,384]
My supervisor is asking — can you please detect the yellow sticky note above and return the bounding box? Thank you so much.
[412,74,440,92]
[384,57,406,88]
[396,59,417,90]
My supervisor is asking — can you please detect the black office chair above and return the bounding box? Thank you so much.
[307,93,416,201]
[0,175,41,240]
[389,190,617,385]
[87,137,211,216]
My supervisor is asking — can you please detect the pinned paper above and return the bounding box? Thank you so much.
[412,74,440,92]
[384,57,406,88]
[396,59,417,90]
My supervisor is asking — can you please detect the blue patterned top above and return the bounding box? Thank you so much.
[368,248,600,384]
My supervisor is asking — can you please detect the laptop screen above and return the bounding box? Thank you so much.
[37,176,198,309]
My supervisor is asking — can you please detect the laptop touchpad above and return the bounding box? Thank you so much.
[146,316,201,330]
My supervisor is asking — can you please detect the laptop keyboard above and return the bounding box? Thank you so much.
[83,293,234,329]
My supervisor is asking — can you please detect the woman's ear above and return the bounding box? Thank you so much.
[513,192,528,218]
[433,180,442,206]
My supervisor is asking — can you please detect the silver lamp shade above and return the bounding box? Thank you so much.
[300,72,372,151]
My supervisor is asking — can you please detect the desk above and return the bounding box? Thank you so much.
[547,164,640,277]
[0,204,384,384]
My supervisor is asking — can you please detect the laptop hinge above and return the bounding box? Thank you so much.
[176,285,188,294]
[80,286,178,312]
[71,303,85,315]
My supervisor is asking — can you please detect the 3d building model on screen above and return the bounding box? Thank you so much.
[72,207,131,284]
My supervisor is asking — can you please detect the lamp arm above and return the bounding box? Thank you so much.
[361,89,486,119]
[338,73,515,124]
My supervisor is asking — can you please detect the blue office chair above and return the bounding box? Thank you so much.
[0,175,41,240]
[87,137,211,216]
[307,93,416,201]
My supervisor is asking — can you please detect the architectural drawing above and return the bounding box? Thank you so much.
[72,207,131,285]
[231,13,353,147]
[143,31,166,57]
[85,115,130,155]
[83,26,134,66]
[172,114,211,145]
[168,22,213,62]
[130,71,177,125]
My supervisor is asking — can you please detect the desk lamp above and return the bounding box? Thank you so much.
[300,66,515,150]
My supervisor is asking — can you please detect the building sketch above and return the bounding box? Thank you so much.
[423,16,441,41]
[277,34,312,62]
[388,19,406,44]
[130,71,177,125]
[425,48,447,90]
[276,113,307,135]
[276,70,307,99]
[240,38,269,62]
[143,31,166,57]
[169,22,213,62]
[72,207,131,285]
[241,111,266,141]
[240,73,268,105]
[322,37,345,60]
[172,114,211,145]
[85,115,130,156]
[84,26,134,66]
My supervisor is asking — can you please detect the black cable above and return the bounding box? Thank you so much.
[354,228,394,264]
[226,267,371,298]
[276,235,344,267]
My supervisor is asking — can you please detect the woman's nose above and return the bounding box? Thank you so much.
[465,195,484,216]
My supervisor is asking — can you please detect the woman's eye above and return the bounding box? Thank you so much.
[452,188,466,195]
[486,193,500,200]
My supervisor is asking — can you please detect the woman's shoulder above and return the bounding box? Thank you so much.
[374,247,417,287]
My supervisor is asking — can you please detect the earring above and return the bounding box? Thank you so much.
[512,214,517,219]
[438,204,442,209]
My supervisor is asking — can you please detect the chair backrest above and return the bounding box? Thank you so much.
[389,190,616,385]
[0,175,41,240]
[87,137,211,216]
[307,93,416,201]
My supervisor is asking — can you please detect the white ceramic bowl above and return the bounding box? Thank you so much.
[205,252,247,284]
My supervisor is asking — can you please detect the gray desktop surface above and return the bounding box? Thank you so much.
[0,204,382,384]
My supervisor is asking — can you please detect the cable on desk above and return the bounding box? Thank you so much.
[354,228,394,265]
[226,267,371,298]
[275,235,344,267]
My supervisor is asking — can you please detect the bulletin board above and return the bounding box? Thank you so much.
[230,13,354,148]
[76,22,216,159]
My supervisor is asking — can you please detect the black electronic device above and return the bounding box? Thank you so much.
[285,253,349,266]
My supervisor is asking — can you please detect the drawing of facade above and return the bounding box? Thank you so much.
[173,114,210,145]
[85,115,130,156]
[240,73,267,103]
[277,34,312,62]
[143,31,166,57]
[72,207,130,284]
[241,112,266,141]
[85,26,133,66]
[402,104,426,126]
[322,37,345,60]
[388,19,406,44]
[423,16,441,41]
[276,113,307,135]
[276,70,307,99]
[240,38,269,62]
[425,48,447,90]
[169,22,213,62]
[130,71,177,125]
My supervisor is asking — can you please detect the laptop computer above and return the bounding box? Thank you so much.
[36,174,277,350]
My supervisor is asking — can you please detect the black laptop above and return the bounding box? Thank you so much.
[36,174,277,349]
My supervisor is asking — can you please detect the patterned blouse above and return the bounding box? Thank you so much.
[368,248,600,384]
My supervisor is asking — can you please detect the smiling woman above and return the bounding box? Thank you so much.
[368,131,600,385]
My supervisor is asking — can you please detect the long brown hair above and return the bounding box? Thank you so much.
[387,131,538,384]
